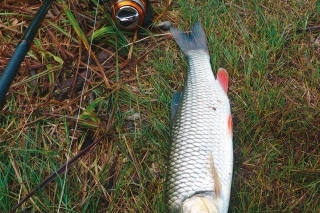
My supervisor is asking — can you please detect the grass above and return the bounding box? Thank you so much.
[0,0,320,212]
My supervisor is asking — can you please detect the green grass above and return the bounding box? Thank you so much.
[1,0,320,212]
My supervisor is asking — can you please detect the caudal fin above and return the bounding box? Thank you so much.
[170,22,209,56]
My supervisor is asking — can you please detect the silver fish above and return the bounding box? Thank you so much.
[166,22,233,213]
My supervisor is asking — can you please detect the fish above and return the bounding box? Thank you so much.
[165,22,233,213]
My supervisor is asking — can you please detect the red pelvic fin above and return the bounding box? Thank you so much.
[217,68,229,93]
[228,114,233,136]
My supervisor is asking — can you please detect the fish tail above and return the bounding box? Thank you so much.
[170,22,209,56]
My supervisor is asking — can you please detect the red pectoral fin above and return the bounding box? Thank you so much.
[217,68,229,93]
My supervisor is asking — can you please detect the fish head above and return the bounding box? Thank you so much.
[181,196,219,213]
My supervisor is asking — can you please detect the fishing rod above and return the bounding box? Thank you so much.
[0,0,54,107]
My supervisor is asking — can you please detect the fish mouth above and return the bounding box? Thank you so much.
[181,195,219,213]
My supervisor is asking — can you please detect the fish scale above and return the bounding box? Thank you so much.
[166,22,233,213]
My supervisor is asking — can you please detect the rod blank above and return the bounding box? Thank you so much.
[0,0,54,106]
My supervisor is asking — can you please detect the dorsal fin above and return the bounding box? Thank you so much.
[170,91,183,121]
[217,68,229,93]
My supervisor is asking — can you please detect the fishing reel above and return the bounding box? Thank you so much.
[109,0,152,31]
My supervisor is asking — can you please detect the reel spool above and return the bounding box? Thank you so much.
[111,0,152,30]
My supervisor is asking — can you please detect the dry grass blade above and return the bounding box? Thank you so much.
[153,0,171,22]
